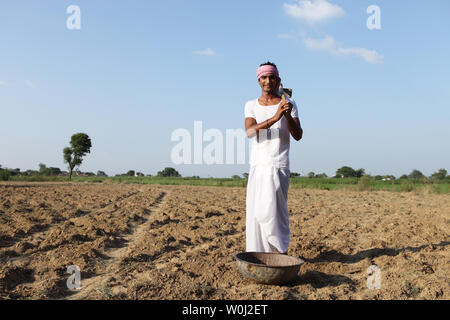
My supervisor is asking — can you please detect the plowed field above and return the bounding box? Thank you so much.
[0,182,448,300]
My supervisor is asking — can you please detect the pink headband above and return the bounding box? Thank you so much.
[256,65,279,80]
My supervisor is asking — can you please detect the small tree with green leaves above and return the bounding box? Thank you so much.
[354,168,365,178]
[408,169,424,180]
[336,166,355,178]
[336,166,365,178]
[97,171,107,177]
[315,173,328,178]
[157,167,181,177]
[0,167,9,181]
[39,163,47,174]
[430,169,447,181]
[63,133,92,180]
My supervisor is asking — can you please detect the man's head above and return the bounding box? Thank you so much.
[257,61,281,95]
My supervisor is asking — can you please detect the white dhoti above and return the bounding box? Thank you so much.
[245,165,290,253]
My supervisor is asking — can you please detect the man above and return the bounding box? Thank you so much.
[244,61,303,254]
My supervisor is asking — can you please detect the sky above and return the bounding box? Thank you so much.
[1,0,449,178]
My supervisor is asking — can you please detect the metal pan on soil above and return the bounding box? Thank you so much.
[233,252,304,285]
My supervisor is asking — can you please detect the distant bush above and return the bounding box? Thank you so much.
[38,163,62,176]
[97,171,107,177]
[424,183,441,194]
[0,169,10,181]
[357,175,375,191]
[430,169,447,181]
[400,181,415,192]
[336,166,365,178]
[157,167,181,177]
[408,169,424,179]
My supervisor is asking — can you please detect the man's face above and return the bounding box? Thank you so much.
[258,73,279,93]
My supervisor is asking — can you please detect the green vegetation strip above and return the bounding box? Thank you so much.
[5,176,450,194]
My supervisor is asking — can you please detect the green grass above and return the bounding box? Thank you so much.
[108,176,249,188]
[5,175,450,194]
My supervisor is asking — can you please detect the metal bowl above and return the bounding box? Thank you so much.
[233,252,304,285]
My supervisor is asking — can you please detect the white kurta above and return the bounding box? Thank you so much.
[244,98,299,254]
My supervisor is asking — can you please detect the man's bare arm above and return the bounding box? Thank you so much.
[284,113,303,141]
[245,103,290,138]
[245,117,275,138]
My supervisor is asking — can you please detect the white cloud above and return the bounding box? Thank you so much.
[303,35,384,64]
[25,80,36,89]
[335,47,384,64]
[193,48,217,56]
[304,35,337,50]
[283,0,345,23]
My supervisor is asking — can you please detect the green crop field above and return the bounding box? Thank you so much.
[5,175,450,194]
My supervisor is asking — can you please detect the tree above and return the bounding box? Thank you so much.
[408,169,424,180]
[8,168,21,176]
[97,171,107,177]
[355,168,365,178]
[315,173,328,178]
[335,166,365,178]
[39,163,47,174]
[63,133,92,180]
[126,170,135,177]
[157,167,181,177]
[290,172,301,178]
[232,175,241,179]
[430,169,447,181]
[242,173,249,179]
[0,168,9,181]
[336,166,356,178]
[47,167,62,175]
[307,172,315,178]
[38,164,62,176]
[25,169,39,176]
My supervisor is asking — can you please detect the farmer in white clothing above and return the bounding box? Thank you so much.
[244,61,303,254]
